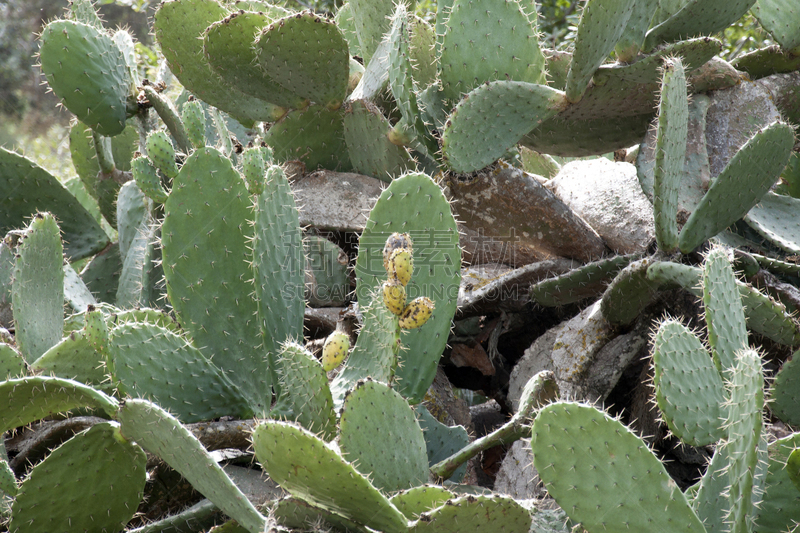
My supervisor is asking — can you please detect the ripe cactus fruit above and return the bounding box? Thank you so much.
[387,248,413,287]
[321,330,350,372]
[131,155,168,203]
[399,297,434,330]
[382,232,413,271]
[38,20,132,136]
[145,131,179,180]
[382,278,407,316]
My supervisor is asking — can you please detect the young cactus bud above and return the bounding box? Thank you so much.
[382,278,407,316]
[399,297,434,330]
[242,146,266,195]
[321,330,350,371]
[388,248,413,286]
[383,232,413,272]
[132,154,168,203]
[145,130,179,179]
[181,99,205,149]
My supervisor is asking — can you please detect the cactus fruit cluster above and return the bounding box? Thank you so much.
[1,0,800,531]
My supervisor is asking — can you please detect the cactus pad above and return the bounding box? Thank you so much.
[702,247,748,374]
[0,376,118,435]
[343,99,413,181]
[252,420,409,533]
[769,350,800,425]
[390,486,455,520]
[752,0,800,52]
[532,401,706,533]
[442,81,567,173]
[30,328,109,391]
[9,422,146,533]
[339,379,429,492]
[439,0,546,102]
[644,0,760,50]
[354,172,461,403]
[39,20,131,136]
[162,147,267,410]
[679,122,795,253]
[409,494,532,533]
[652,320,726,446]
[108,322,252,422]
[117,399,267,533]
[744,191,800,254]
[264,105,351,171]
[12,213,64,361]
[255,12,350,109]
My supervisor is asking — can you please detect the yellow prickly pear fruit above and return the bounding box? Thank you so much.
[399,297,435,330]
[321,331,350,371]
[388,248,414,286]
[383,232,413,272]
[382,278,407,316]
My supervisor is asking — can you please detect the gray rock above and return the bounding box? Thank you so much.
[292,170,383,232]
[547,158,655,254]
[447,163,607,266]
[494,440,544,500]
[508,328,557,412]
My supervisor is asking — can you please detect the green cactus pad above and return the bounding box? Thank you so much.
[241,147,266,195]
[343,99,413,181]
[0,343,26,379]
[117,399,267,533]
[276,342,336,440]
[335,2,361,58]
[264,105,351,171]
[439,0,546,102]
[69,0,104,28]
[532,401,706,533]
[442,81,567,173]
[132,156,168,204]
[752,0,800,52]
[614,0,659,61]
[768,349,800,425]
[252,420,409,533]
[596,38,722,86]
[753,432,800,532]
[330,297,398,407]
[204,11,307,110]
[304,235,350,307]
[0,148,110,261]
[116,181,148,264]
[721,348,764,533]
[80,242,121,304]
[272,496,369,533]
[39,20,131,136]
[390,486,455,520]
[181,100,207,150]
[678,122,795,253]
[564,0,637,102]
[162,147,267,411]
[600,258,662,326]
[387,4,438,158]
[108,322,252,422]
[415,405,470,483]
[9,422,146,533]
[255,12,349,108]
[339,379,429,492]
[30,328,109,391]
[63,263,96,312]
[744,192,800,254]
[409,494,532,533]
[529,254,639,307]
[652,320,726,446]
[354,172,461,404]
[644,0,759,51]
[0,376,118,435]
[12,213,64,361]
[693,442,731,532]
[145,131,179,180]
[348,0,393,63]
[653,57,688,252]
[252,165,304,391]
[522,112,653,157]
[648,261,800,346]
[154,0,283,123]
[702,247,748,374]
